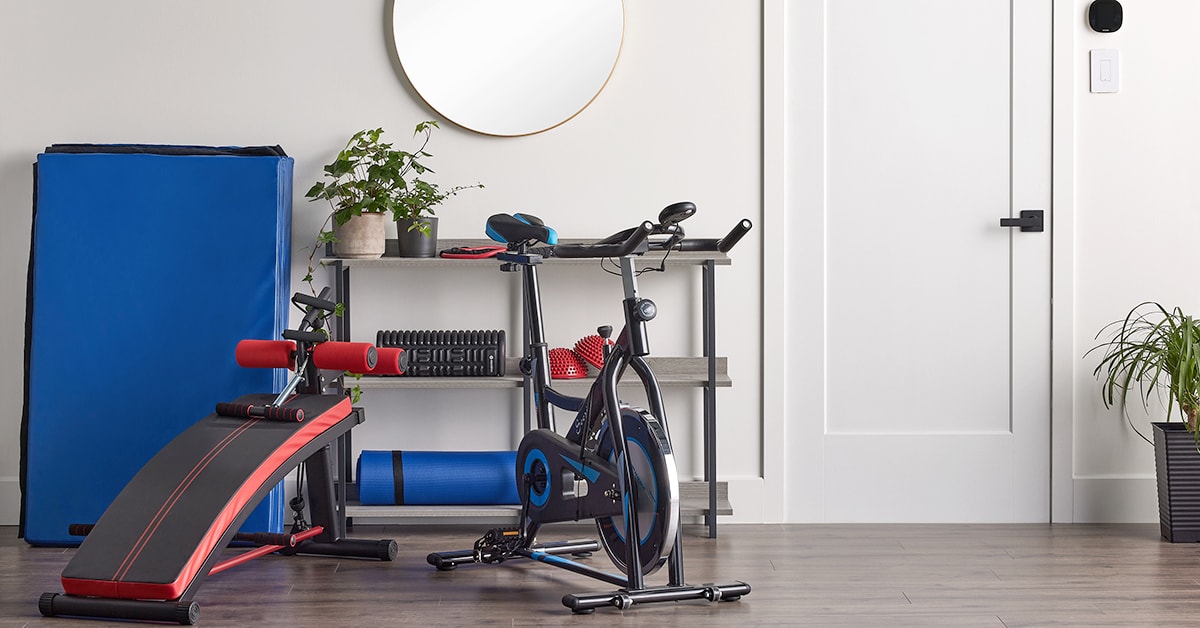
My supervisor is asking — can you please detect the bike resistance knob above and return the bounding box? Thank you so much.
[634,299,657,322]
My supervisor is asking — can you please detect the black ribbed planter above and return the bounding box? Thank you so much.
[1153,422,1200,542]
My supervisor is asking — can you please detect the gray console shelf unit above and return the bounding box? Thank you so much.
[323,238,734,537]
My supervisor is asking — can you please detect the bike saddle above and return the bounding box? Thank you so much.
[486,213,559,246]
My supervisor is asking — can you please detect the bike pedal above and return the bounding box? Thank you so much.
[472,527,523,564]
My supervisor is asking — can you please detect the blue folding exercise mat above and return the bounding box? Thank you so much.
[357,450,520,505]
[22,144,294,546]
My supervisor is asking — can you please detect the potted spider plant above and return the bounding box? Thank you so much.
[304,121,482,262]
[1089,301,1200,542]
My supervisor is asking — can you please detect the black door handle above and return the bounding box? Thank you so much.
[1000,209,1044,232]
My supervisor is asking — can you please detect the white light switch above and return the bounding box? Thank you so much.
[1090,49,1120,93]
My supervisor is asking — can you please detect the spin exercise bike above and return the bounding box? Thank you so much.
[39,290,403,625]
[427,202,753,613]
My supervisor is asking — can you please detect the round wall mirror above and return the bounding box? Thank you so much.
[391,0,624,137]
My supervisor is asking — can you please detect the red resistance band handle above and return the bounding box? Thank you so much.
[312,341,377,373]
[215,402,304,422]
[235,340,296,370]
[367,347,406,375]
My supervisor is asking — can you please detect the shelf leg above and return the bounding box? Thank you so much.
[703,260,717,538]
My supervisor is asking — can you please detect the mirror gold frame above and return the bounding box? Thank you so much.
[391,0,624,137]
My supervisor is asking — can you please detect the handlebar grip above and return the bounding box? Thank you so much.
[215,402,305,422]
[69,523,94,537]
[676,238,719,252]
[716,219,753,253]
[312,341,378,373]
[295,288,337,333]
[262,405,305,422]
[293,291,338,313]
[674,220,753,253]
[283,329,328,343]
[235,340,296,370]
[554,221,654,259]
[620,221,655,255]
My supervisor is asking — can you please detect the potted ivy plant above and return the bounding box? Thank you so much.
[1089,301,1200,541]
[304,121,481,260]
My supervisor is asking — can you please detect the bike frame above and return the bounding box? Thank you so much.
[428,213,753,613]
[509,251,685,592]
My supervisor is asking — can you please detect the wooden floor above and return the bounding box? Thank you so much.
[5,523,1200,627]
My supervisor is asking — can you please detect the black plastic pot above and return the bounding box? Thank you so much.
[395,216,438,258]
[1153,422,1200,542]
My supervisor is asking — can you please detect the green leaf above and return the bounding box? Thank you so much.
[308,123,481,258]
[1090,301,1200,444]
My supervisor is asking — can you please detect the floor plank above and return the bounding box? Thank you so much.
[5,523,1200,626]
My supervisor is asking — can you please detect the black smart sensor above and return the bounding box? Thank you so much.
[1088,0,1122,33]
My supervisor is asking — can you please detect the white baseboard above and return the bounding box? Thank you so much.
[720,476,764,523]
[0,475,773,529]
[1072,475,1158,523]
[13,475,1152,526]
[0,477,19,526]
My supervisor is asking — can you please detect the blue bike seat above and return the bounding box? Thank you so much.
[486,213,558,246]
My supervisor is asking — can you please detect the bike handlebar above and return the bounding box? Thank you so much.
[674,218,753,253]
[552,221,654,259]
[718,218,753,253]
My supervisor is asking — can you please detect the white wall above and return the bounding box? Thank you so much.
[1068,0,1200,522]
[0,1,763,525]
[8,0,1185,528]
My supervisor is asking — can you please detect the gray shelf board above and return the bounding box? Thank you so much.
[346,504,521,519]
[321,238,731,268]
[353,376,519,390]
[345,482,730,519]
[680,481,733,517]
[352,357,730,390]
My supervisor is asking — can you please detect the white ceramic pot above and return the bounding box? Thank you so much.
[333,212,387,259]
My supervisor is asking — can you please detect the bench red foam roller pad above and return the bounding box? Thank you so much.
[312,342,377,373]
[235,340,296,370]
[368,347,406,375]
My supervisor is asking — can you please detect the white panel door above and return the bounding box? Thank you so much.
[784,0,1051,522]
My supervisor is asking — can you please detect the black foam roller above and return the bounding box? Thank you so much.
[375,329,506,377]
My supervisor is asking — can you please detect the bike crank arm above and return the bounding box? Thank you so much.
[426,538,599,571]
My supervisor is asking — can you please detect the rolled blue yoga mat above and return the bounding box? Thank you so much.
[357,450,519,505]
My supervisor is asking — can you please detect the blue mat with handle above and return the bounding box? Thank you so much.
[21,144,293,545]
